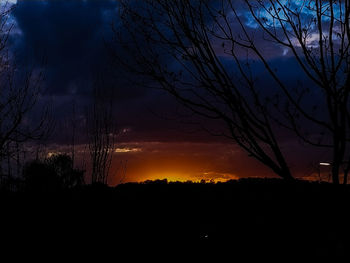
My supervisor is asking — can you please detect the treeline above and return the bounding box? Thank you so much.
[2,174,349,201]
[0,154,84,193]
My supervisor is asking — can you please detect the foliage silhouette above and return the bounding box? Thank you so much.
[46,154,85,188]
[23,154,84,192]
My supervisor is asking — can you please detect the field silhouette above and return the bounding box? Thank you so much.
[1,178,349,259]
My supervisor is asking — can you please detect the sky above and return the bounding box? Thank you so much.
[4,0,332,184]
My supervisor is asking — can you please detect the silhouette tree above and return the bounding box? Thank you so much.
[46,154,85,188]
[23,159,60,193]
[23,154,84,192]
[87,85,117,185]
[0,3,52,180]
[117,0,350,183]
[237,0,350,184]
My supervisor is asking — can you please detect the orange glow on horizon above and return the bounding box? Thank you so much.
[135,171,237,183]
[105,141,280,185]
[143,172,194,182]
[50,141,292,185]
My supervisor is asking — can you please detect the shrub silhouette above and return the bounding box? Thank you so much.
[23,160,60,192]
[46,154,84,188]
[23,154,84,192]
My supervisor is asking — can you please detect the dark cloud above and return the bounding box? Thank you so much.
[11,0,119,96]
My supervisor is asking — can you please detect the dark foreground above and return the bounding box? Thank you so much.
[1,178,349,259]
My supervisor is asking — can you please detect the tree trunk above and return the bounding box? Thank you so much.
[343,168,349,185]
[332,163,340,184]
[276,165,295,181]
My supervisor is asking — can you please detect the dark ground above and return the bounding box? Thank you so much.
[1,178,349,260]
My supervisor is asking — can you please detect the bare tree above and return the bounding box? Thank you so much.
[236,0,350,184]
[87,84,117,185]
[117,0,350,183]
[64,98,77,169]
[0,4,52,179]
[117,0,295,180]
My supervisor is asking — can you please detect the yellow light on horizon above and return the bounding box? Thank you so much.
[140,171,237,184]
[146,172,193,182]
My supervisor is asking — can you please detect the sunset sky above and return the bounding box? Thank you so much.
[4,0,332,184]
